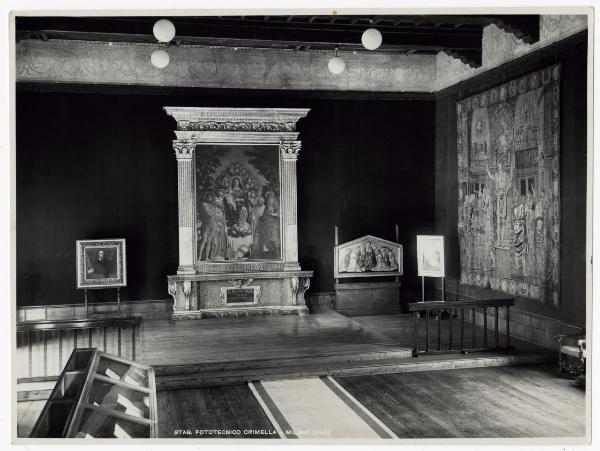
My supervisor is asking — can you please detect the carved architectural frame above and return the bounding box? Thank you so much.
[164,107,310,275]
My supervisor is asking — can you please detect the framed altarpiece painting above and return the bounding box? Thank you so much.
[457,64,561,307]
[163,107,313,319]
[194,144,283,264]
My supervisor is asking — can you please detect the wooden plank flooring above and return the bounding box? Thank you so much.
[156,385,278,438]
[141,311,547,369]
[335,363,585,438]
[142,311,410,367]
[16,400,45,438]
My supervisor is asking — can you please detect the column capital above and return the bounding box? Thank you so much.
[173,140,196,160]
[280,140,301,161]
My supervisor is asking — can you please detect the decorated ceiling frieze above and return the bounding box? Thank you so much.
[15,15,588,93]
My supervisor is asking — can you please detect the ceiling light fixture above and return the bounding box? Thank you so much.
[151,49,170,68]
[151,19,176,69]
[153,19,176,43]
[361,27,382,50]
[328,47,345,75]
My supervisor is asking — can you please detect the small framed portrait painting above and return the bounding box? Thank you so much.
[417,235,445,278]
[76,239,127,289]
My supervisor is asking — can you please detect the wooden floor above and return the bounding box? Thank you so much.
[141,310,546,368]
[18,363,585,439]
[16,400,45,438]
[141,311,410,367]
[157,385,277,439]
[17,310,558,438]
[335,363,586,438]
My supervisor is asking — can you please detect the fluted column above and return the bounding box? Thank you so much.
[280,141,301,271]
[173,140,196,274]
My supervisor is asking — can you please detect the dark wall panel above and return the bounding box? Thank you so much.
[17,91,435,306]
[434,31,588,326]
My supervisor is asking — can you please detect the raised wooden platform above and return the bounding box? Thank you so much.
[138,310,553,390]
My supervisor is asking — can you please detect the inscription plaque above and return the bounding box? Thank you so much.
[220,286,261,305]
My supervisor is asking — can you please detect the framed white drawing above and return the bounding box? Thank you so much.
[76,239,127,289]
[417,235,445,278]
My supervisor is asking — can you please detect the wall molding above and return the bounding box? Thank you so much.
[17,299,172,322]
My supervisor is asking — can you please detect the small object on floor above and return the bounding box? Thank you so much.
[555,333,586,381]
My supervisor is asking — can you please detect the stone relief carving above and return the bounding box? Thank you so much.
[167,281,177,310]
[225,279,254,288]
[280,141,301,160]
[194,262,285,273]
[173,141,196,159]
[297,277,311,306]
[182,280,193,310]
[180,121,296,132]
[290,276,299,306]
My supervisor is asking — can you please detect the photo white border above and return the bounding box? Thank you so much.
[3,2,596,450]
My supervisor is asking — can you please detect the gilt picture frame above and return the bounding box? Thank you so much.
[76,239,127,289]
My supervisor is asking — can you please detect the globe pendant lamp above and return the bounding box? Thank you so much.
[151,19,176,69]
[151,49,170,68]
[328,48,345,75]
[153,19,176,43]
[361,28,382,50]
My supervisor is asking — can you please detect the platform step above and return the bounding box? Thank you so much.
[155,351,554,390]
[153,348,413,376]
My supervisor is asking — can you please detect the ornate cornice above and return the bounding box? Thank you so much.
[280,140,301,160]
[164,107,309,133]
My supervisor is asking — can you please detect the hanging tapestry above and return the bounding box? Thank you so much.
[456,65,561,307]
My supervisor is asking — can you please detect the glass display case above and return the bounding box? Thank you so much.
[30,348,157,438]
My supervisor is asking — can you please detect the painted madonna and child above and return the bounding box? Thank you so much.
[335,235,403,277]
[195,145,281,262]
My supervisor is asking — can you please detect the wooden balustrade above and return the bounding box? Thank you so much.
[16,317,142,383]
[407,299,515,356]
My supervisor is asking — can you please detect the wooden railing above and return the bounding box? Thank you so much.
[408,299,514,356]
[16,316,142,382]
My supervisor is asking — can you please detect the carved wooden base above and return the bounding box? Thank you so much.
[172,305,309,320]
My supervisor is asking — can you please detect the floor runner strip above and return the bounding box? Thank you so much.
[321,376,397,438]
[251,377,394,439]
[248,381,293,438]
